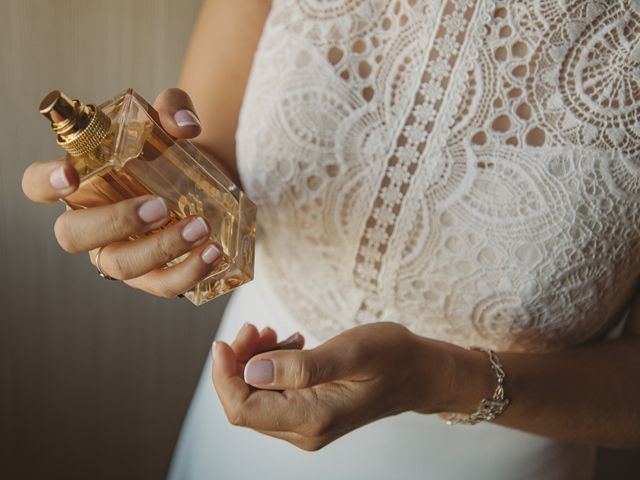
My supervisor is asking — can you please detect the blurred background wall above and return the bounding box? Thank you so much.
[0,1,228,478]
[0,0,638,479]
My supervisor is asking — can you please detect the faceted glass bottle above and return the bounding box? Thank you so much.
[39,89,256,305]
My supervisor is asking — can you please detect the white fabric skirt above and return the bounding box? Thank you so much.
[168,255,595,480]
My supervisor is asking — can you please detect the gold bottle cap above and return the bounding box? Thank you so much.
[40,90,111,157]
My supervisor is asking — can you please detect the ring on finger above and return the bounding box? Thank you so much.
[95,246,117,281]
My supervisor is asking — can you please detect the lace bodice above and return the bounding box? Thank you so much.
[235,0,640,352]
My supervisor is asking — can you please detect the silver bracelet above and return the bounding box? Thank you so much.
[443,347,510,426]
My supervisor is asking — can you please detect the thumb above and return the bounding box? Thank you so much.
[153,87,202,139]
[243,343,353,390]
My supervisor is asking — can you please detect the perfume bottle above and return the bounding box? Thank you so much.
[39,89,256,305]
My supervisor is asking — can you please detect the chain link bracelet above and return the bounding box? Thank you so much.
[441,347,510,426]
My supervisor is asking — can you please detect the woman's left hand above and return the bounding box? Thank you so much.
[212,322,456,451]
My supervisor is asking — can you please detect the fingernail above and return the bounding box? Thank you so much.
[238,322,254,338]
[182,217,209,243]
[281,332,302,345]
[174,109,201,128]
[138,197,168,223]
[244,359,274,385]
[201,244,221,264]
[260,326,274,335]
[212,341,218,361]
[49,166,71,190]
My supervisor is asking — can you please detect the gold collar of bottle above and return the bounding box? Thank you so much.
[39,90,111,157]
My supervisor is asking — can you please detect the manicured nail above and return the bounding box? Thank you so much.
[201,244,221,264]
[49,166,71,190]
[182,217,209,243]
[236,322,250,338]
[260,326,274,336]
[174,109,201,128]
[244,359,274,385]
[138,197,168,223]
[280,332,302,345]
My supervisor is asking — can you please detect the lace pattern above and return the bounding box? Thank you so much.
[236,0,640,353]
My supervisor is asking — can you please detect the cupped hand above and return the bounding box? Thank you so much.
[21,88,222,298]
[212,322,453,451]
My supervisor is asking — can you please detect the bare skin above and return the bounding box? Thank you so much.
[21,0,270,297]
[22,0,640,452]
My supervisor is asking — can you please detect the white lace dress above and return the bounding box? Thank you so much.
[169,1,640,478]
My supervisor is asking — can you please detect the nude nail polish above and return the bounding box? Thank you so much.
[201,245,221,264]
[49,166,71,190]
[39,89,256,305]
[244,360,274,385]
[182,217,209,242]
[174,109,201,128]
[138,197,168,223]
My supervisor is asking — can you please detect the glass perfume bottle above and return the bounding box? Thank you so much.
[39,89,256,305]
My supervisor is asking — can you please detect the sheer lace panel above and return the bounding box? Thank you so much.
[236,0,640,352]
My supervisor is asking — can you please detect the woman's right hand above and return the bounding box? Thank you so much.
[21,88,223,299]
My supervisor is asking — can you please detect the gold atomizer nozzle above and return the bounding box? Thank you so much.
[39,90,111,157]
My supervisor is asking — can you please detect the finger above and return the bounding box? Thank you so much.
[276,332,305,350]
[244,338,355,390]
[212,340,250,404]
[230,326,304,364]
[230,323,261,363]
[212,341,308,433]
[22,159,79,203]
[153,88,201,139]
[86,214,211,280]
[54,195,170,253]
[123,242,222,298]
[257,326,278,352]
[256,327,305,353]
[257,332,305,355]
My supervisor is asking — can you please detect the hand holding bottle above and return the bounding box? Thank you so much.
[22,88,232,299]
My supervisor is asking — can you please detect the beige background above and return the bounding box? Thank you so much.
[0,0,638,478]
[0,1,227,478]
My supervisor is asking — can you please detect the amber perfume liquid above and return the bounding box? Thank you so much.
[39,89,256,305]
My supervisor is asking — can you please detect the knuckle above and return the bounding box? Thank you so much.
[102,252,130,280]
[110,203,140,237]
[226,407,246,427]
[150,279,180,299]
[54,215,79,252]
[293,353,316,388]
[299,437,326,452]
[154,231,180,262]
[305,413,334,438]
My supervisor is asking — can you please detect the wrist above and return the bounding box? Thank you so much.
[411,337,495,414]
[445,346,497,414]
